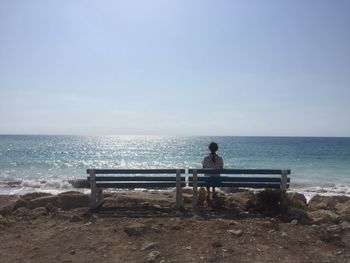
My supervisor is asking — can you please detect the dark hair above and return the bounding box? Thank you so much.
[208,142,218,163]
[208,142,218,153]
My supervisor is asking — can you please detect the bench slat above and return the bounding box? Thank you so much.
[188,169,291,175]
[88,176,185,182]
[188,177,290,183]
[96,182,185,188]
[188,182,288,188]
[87,169,185,174]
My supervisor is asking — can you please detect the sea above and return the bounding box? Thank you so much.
[1,135,350,200]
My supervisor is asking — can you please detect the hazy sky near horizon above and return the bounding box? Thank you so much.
[1,0,350,136]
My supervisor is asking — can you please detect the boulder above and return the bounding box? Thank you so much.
[0,196,19,216]
[335,200,350,222]
[58,191,85,196]
[287,192,307,209]
[287,207,311,225]
[227,229,243,237]
[27,196,61,209]
[308,209,341,224]
[228,191,257,210]
[198,187,207,206]
[308,195,350,211]
[0,204,14,216]
[0,215,10,226]
[340,221,350,231]
[147,251,161,263]
[32,207,48,216]
[182,194,192,204]
[58,194,90,210]
[21,192,52,201]
[13,207,32,217]
[27,194,90,210]
[124,223,147,236]
[13,199,29,210]
[318,224,343,242]
[182,188,193,195]
[141,242,157,251]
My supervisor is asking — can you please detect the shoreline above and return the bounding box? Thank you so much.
[1,178,350,203]
[1,189,350,262]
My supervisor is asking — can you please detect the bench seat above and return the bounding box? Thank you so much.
[87,169,185,209]
[188,169,291,207]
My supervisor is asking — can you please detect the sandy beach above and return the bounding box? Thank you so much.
[1,189,350,263]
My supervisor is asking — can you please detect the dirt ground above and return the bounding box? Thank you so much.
[1,190,349,263]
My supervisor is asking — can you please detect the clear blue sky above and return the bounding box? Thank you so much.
[1,0,349,136]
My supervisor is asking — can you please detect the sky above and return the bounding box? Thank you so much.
[0,0,349,137]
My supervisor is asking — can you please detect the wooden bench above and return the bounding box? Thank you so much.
[188,169,291,208]
[87,169,186,209]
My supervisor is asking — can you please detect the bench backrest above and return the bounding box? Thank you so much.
[188,169,291,189]
[87,169,186,188]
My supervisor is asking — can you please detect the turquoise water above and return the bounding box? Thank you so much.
[0,135,350,196]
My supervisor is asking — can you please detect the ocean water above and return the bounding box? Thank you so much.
[0,135,350,198]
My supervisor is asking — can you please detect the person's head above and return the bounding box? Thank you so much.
[208,142,219,154]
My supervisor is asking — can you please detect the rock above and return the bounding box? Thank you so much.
[27,196,60,209]
[124,223,147,236]
[287,192,307,209]
[58,191,84,196]
[318,224,343,242]
[32,207,47,216]
[211,195,226,208]
[182,194,192,204]
[57,194,90,210]
[229,192,256,210]
[281,232,288,238]
[287,207,311,224]
[13,207,32,219]
[335,200,350,222]
[340,221,350,231]
[211,240,223,248]
[227,229,243,237]
[147,251,161,263]
[152,204,162,210]
[27,194,90,210]
[308,210,340,224]
[182,188,193,195]
[21,192,52,201]
[141,242,157,251]
[150,225,161,233]
[175,211,184,217]
[290,220,298,225]
[0,215,10,227]
[70,215,83,222]
[308,195,350,211]
[198,187,207,206]
[0,204,14,216]
[45,202,58,213]
[13,199,29,210]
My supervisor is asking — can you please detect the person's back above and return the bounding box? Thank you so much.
[202,153,223,175]
[202,142,224,198]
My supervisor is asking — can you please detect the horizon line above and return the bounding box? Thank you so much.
[0,133,349,138]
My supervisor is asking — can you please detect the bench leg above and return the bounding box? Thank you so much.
[90,170,97,209]
[176,170,183,210]
[90,169,103,209]
[192,169,198,209]
[280,170,288,190]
